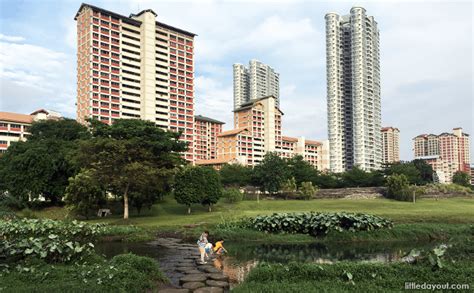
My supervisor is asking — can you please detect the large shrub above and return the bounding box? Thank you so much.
[223,188,243,203]
[225,212,393,237]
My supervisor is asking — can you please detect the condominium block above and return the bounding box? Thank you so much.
[326,7,381,172]
[196,95,325,169]
[413,128,471,182]
[233,60,280,110]
[75,4,196,161]
[0,109,62,153]
[381,127,400,164]
[194,115,224,161]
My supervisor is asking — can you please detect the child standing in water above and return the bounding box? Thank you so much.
[197,231,209,264]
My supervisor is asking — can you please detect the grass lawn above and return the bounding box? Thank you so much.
[27,197,474,228]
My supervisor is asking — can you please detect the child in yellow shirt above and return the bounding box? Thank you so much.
[213,239,228,255]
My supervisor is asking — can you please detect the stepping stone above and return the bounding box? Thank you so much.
[194,287,223,293]
[158,289,190,293]
[197,265,214,271]
[176,267,197,273]
[182,269,202,274]
[179,274,207,284]
[202,267,220,273]
[182,282,206,290]
[205,280,229,288]
[207,273,229,281]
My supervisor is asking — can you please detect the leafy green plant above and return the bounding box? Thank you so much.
[298,181,318,200]
[224,212,393,237]
[0,219,106,263]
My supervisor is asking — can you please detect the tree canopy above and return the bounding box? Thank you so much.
[0,119,89,204]
[219,164,252,187]
[452,171,471,187]
[252,152,290,194]
[173,166,222,213]
[73,119,187,219]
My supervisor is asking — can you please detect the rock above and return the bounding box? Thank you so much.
[158,289,190,293]
[207,273,229,281]
[182,282,206,290]
[179,274,208,284]
[193,287,223,293]
[182,269,202,274]
[205,280,229,288]
[197,265,215,271]
[202,267,220,273]
[176,267,197,273]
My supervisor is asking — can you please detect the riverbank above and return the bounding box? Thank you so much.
[232,261,474,292]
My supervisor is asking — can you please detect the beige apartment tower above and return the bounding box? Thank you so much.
[381,127,400,164]
[326,7,382,172]
[75,4,196,161]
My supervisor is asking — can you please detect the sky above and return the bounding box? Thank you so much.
[0,0,472,161]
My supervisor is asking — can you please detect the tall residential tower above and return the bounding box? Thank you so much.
[325,7,381,172]
[233,60,280,110]
[75,4,196,161]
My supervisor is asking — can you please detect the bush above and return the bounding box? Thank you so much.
[385,174,418,201]
[233,212,393,237]
[298,182,318,200]
[0,193,25,210]
[223,188,243,203]
[110,253,167,289]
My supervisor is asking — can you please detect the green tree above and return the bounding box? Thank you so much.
[281,177,297,199]
[200,167,222,212]
[313,171,341,189]
[299,181,318,200]
[252,153,290,194]
[385,162,421,185]
[452,171,471,187]
[219,164,252,187]
[173,166,222,213]
[64,169,105,219]
[412,159,434,184]
[342,166,373,187]
[74,119,186,219]
[0,119,89,204]
[287,155,317,187]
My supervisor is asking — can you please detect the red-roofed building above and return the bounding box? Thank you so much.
[0,110,62,153]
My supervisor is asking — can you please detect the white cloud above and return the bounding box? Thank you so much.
[0,34,25,42]
[0,37,75,117]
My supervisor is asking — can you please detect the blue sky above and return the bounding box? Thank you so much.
[0,0,472,161]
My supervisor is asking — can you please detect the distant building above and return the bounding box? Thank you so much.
[196,95,325,169]
[326,7,382,172]
[0,109,62,153]
[194,115,224,161]
[381,127,400,164]
[413,128,471,183]
[233,60,280,110]
[470,166,474,185]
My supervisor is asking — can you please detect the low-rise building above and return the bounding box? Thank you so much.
[0,109,62,153]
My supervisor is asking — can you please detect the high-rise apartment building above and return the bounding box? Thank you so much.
[325,7,381,172]
[196,95,326,169]
[75,4,196,161]
[233,60,280,110]
[381,127,400,164]
[0,109,62,153]
[194,115,224,161]
[413,128,471,182]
